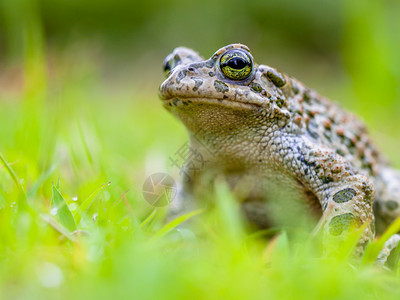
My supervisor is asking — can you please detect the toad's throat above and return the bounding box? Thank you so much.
[162,96,265,109]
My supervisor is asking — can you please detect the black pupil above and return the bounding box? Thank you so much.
[227,57,247,69]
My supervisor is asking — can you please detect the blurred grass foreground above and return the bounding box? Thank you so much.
[1,0,400,299]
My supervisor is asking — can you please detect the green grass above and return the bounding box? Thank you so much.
[1,1,400,298]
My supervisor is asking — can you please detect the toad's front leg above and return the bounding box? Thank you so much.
[279,137,375,255]
[318,174,375,255]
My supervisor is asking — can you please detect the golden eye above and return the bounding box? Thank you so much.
[219,50,253,80]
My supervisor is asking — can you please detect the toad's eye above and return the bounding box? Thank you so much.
[163,54,181,77]
[219,50,253,80]
[163,60,171,76]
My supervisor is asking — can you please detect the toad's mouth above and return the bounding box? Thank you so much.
[161,96,267,110]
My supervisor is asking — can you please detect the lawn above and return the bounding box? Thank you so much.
[2,0,400,299]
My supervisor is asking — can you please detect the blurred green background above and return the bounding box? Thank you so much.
[1,0,400,159]
[1,0,400,299]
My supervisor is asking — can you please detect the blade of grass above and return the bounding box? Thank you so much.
[362,215,400,265]
[74,181,111,225]
[0,152,26,201]
[270,231,290,267]
[140,209,158,228]
[40,213,75,242]
[152,209,203,239]
[51,184,77,232]
[27,163,57,199]
[335,221,370,262]
[78,122,93,166]
[214,178,245,246]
